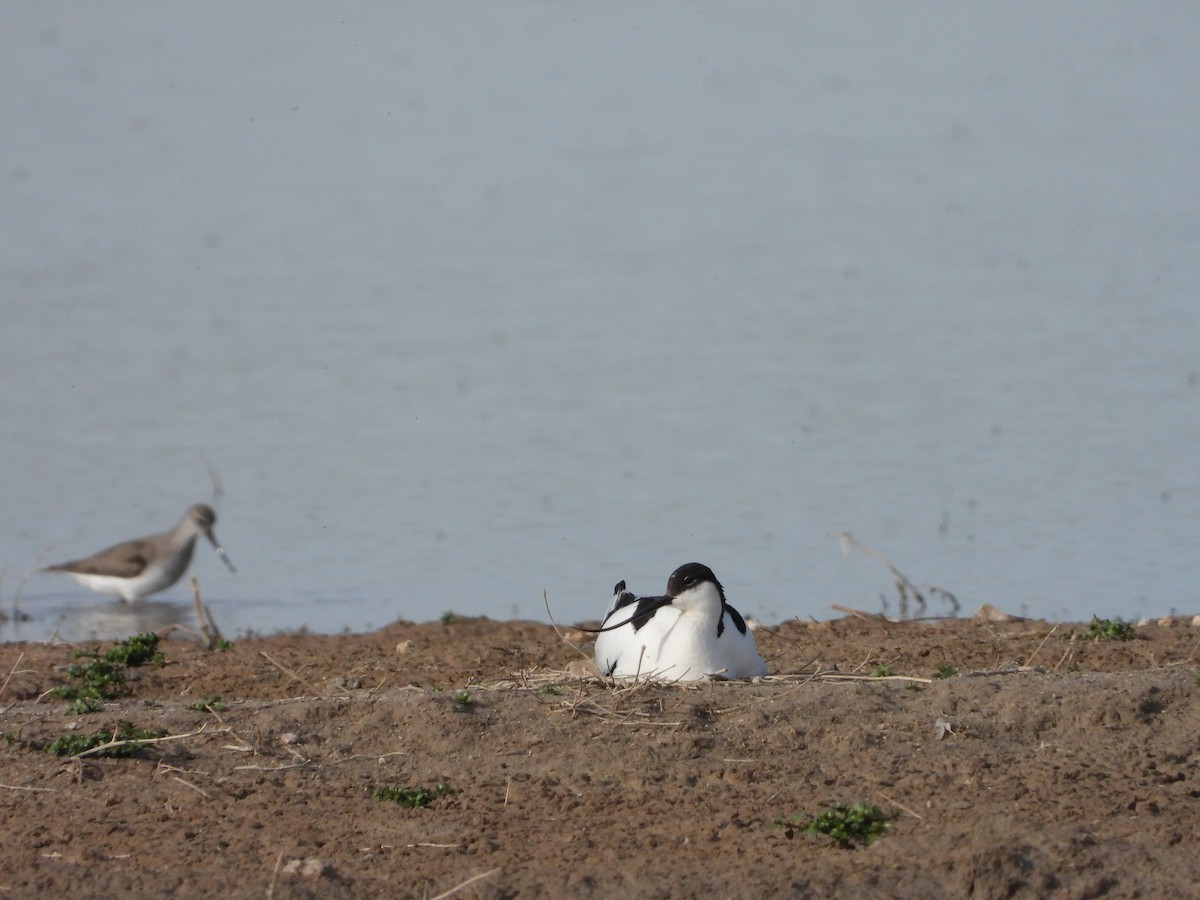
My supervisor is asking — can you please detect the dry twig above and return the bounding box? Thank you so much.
[429,868,501,900]
[71,725,228,760]
[541,589,592,661]
[0,650,28,701]
[190,576,226,649]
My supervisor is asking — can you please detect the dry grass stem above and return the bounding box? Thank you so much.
[190,576,227,649]
[232,762,313,772]
[1024,624,1060,667]
[429,868,502,900]
[877,790,925,821]
[840,535,931,619]
[70,725,228,760]
[822,673,935,684]
[0,650,28,702]
[1,782,57,793]
[266,849,285,900]
[541,589,592,661]
[258,651,320,693]
[172,776,212,799]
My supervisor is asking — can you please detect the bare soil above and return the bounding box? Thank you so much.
[2,613,1199,898]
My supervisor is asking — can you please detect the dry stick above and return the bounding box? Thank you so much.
[258,650,319,694]
[1,782,57,793]
[849,649,876,674]
[190,577,227,649]
[0,650,27,701]
[1024,624,1060,667]
[1053,643,1075,671]
[71,725,228,760]
[173,776,212,799]
[331,750,408,765]
[821,673,934,684]
[429,868,502,900]
[203,601,225,645]
[155,761,211,780]
[839,532,926,619]
[962,667,1038,677]
[232,762,312,772]
[266,849,285,900]
[541,589,592,661]
[191,577,212,646]
[877,790,925,821]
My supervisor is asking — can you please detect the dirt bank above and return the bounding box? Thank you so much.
[2,614,1198,898]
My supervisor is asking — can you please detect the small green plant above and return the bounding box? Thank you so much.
[373,782,454,808]
[773,803,891,847]
[451,690,474,710]
[213,639,234,652]
[440,611,459,625]
[932,664,958,680]
[105,632,163,667]
[538,685,563,696]
[869,664,894,678]
[52,632,165,710]
[905,683,923,693]
[53,657,127,707]
[65,697,106,715]
[1085,617,1136,642]
[190,696,226,712]
[45,721,166,758]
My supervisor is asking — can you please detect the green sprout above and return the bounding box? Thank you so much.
[773,803,891,847]
[1084,617,1136,642]
[52,632,164,710]
[373,783,455,808]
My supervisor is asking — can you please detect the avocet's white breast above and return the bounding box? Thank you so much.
[593,563,767,682]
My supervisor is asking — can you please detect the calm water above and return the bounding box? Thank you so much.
[3,3,1198,642]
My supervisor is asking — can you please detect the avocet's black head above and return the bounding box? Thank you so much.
[666,562,747,637]
[666,562,723,599]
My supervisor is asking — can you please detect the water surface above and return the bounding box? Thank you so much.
[2,3,1197,641]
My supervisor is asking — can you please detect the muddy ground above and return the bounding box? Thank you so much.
[2,612,1199,898]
